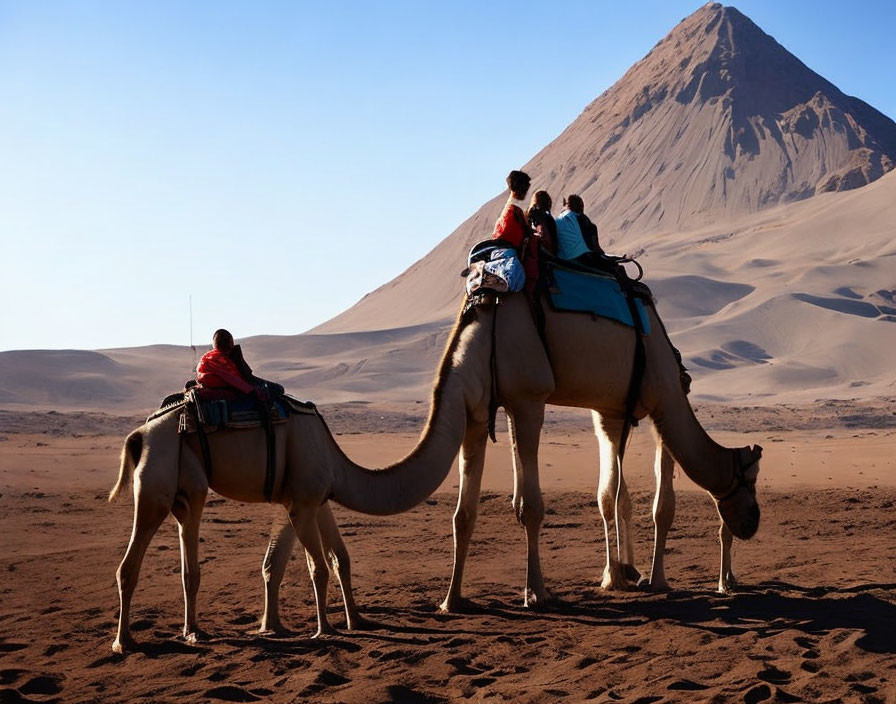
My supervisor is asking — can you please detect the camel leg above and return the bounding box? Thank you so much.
[594,413,634,590]
[508,404,551,608]
[261,504,368,632]
[648,443,675,591]
[260,519,295,634]
[718,523,736,593]
[172,488,208,642]
[317,503,370,630]
[616,471,640,583]
[439,420,488,613]
[288,507,336,638]
[112,493,170,653]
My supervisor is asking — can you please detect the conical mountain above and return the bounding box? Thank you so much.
[317,2,896,334]
[5,4,895,410]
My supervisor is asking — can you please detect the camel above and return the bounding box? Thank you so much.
[108,295,553,652]
[436,292,762,611]
[252,292,761,619]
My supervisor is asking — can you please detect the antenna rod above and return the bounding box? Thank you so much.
[189,294,197,371]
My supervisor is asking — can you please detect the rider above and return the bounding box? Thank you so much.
[555,194,605,265]
[196,329,281,400]
[493,170,540,291]
[526,189,557,256]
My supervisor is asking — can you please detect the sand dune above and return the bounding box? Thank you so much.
[2,3,895,412]
[4,169,894,410]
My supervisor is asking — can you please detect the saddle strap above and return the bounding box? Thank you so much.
[616,272,648,459]
[487,297,500,443]
[258,400,276,503]
[187,396,213,482]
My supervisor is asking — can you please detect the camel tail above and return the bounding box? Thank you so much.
[109,429,143,502]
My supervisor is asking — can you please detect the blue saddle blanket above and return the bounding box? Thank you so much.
[549,267,650,333]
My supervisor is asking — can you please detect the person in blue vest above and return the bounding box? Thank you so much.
[555,194,605,265]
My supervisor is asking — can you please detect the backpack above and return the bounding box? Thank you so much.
[463,239,526,295]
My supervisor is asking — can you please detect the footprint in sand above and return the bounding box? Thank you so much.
[298,669,350,697]
[800,660,821,674]
[756,666,791,685]
[0,671,27,686]
[445,657,483,676]
[667,679,709,691]
[743,683,772,703]
[773,688,801,703]
[794,635,821,662]
[0,644,27,654]
[204,685,260,702]
[19,676,63,696]
[576,656,599,670]
[385,684,447,704]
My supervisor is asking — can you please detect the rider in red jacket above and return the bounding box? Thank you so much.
[196,329,264,398]
[493,170,539,290]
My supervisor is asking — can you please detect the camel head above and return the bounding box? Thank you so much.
[713,444,762,540]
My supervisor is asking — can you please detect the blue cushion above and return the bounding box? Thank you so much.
[549,267,650,333]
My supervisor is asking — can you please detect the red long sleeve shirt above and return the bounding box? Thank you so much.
[196,349,254,393]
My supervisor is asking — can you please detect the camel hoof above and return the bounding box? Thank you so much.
[345,615,377,631]
[311,624,338,639]
[111,636,136,654]
[259,622,290,636]
[182,630,207,645]
[623,564,642,584]
[600,564,629,591]
[523,588,555,611]
[438,595,476,614]
[641,577,670,592]
[718,574,738,594]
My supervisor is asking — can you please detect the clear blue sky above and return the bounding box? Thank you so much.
[1,0,893,351]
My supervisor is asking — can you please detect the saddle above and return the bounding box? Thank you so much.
[539,250,653,332]
[148,388,317,502]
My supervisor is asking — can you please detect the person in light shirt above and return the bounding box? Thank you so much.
[555,194,605,265]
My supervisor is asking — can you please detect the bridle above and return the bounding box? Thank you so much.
[713,445,762,503]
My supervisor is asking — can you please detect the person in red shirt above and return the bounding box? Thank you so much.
[196,329,266,399]
[493,169,540,292]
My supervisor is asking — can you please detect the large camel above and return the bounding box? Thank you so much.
[108,295,553,652]
[437,292,762,610]
[254,292,761,621]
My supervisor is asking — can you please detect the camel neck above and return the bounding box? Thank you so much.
[652,396,736,496]
[327,309,485,515]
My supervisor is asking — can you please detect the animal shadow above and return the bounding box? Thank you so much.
[547,580,896,654]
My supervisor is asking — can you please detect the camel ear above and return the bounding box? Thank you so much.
[744,444,762,482]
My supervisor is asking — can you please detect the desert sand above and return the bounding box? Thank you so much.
[1,405,895,703]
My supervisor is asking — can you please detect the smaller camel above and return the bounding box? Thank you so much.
[108,301,550,652]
